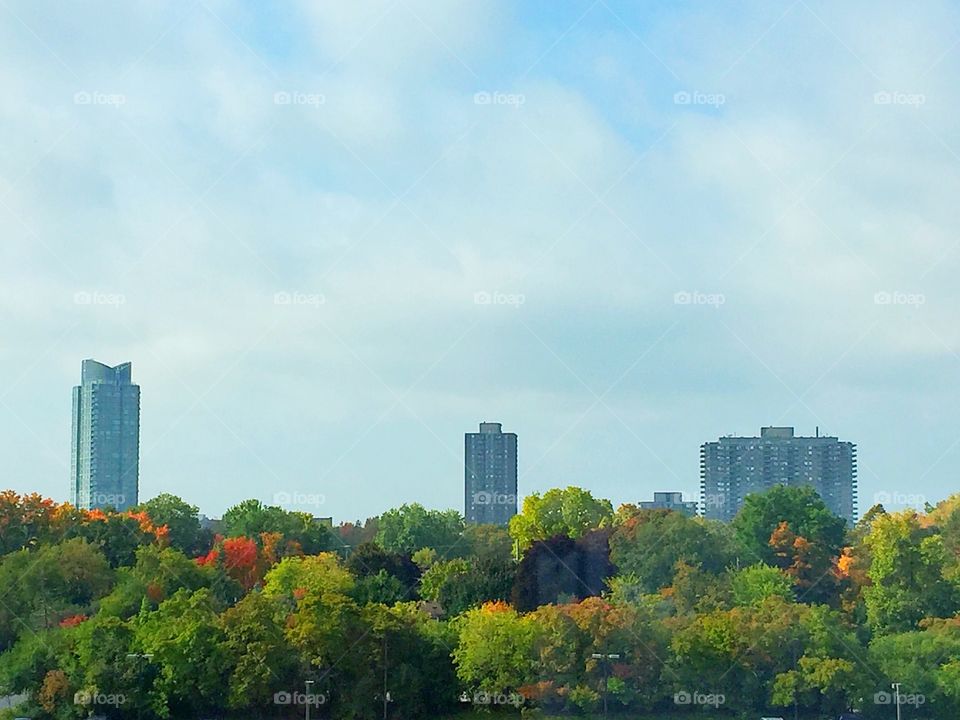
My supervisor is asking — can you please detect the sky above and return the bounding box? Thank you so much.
[2,0,959,522]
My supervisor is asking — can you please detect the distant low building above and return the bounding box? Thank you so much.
[199,514,223,534]
[639,491,699,517]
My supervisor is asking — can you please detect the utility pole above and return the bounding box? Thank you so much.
[891,682,902,720]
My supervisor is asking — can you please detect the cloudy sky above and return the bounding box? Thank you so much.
[2,0,959,521]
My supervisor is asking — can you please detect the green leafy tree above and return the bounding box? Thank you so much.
[609,509,735,593]
[453,601,539,694]
[463,523,514,562]
[219,592,298,710]
[136,494,211,556]
[134,588,229,718]
[262,553,355,601]
[346,542,420,600]
[862,511,960,634]
[420,557,516,615]
[869,618,960,717]
[731,563,794,607]
[375,503,465,556]
[0,539,112,648]
[509,487,613,550]
[732,485,846,564]
[222,499,329,554]
[98,544,214,618]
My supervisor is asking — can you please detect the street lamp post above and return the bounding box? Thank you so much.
[382,633,390,720]
[591,653,621,719]
[305,679,314,720]
[891,683,902,720]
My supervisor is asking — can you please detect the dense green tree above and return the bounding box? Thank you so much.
[463,523,514,562]
[0,539,113,649]
[346,542,419,600]
[98,545,215,618]
[262,553,354,601]
[869,618,960,717]
[420,557,516,615]
[509,487,613,550]
[134,588,229,718]
[454,601,539,694]
[219,592,298,710]
[732,485,846,564]
[222,499,330,554]
[731,563,794,607]
[609,509,735,593]
[375,503,465,556]
[862,511,960,634]
[136,493,211,556]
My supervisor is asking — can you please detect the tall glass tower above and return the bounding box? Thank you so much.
[464,422,518,525]
[70,359,140,510]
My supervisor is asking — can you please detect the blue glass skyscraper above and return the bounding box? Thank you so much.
[70,359,141,510]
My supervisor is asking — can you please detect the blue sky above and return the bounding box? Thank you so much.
[2,0,960,521]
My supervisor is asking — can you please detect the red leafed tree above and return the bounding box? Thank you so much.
[222,536,264,590]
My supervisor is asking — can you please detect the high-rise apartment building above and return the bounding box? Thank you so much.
[70,359,140,511]
[464,422,518,526]
[700,426,857,523]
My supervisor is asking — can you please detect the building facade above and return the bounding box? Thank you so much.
[70,359,140,511]
[639,491,699,517]
[700,426,857,523]
[464,422,518,525]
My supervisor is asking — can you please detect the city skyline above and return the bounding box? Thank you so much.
[2,1,958,522]
[47,355,960,520]
[56,359,904,523]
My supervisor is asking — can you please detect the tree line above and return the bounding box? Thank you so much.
[1,485,959,719]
